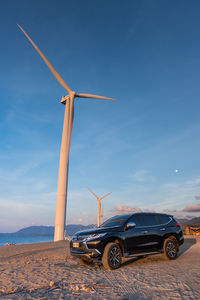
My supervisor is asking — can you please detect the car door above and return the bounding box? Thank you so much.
[124,214,148,254]
[140,213,162,251]
[156,214,173,249]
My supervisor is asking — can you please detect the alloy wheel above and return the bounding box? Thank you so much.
[109,246,121,268]
[166,241,177,258]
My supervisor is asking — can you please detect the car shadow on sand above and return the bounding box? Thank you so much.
[120,237,197,268]
[121,256,148,268]
[64,237,197,270]
[178,237,196,255]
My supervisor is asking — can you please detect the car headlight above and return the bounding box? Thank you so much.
[85,233,107,241]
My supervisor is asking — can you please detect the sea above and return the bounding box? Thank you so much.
[0,236,54,246]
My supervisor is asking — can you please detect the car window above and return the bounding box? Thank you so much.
[129,214,144,227]
[142,214,160,226]
[157,215,171,225]
[100,217,125,227]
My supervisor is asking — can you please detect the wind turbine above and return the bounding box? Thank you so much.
[100,204,104,225]
[17,25,115,241]
[87,188,112,227]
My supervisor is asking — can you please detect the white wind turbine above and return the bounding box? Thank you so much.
[100,204,104,225]
[87,188,112,227]
[17,25,115,241]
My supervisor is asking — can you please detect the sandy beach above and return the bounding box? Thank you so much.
[0,236,199,299]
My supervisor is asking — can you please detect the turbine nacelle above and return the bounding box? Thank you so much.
[61,91,115,104]
[61,95,70,104]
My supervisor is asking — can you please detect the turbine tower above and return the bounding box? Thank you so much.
[100,204,104,224]
[87,188,112,227]
[17,25,115,241]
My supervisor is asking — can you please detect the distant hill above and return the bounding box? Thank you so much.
[0,224,96,237]
[180,217,200,227]
[1,217,199,236]
[176,218,190,225]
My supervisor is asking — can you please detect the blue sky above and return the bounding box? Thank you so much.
[1,0,200,232]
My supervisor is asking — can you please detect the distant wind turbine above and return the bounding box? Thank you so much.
[101,204,104,225]
[87,188,112,227]
[17,24,115,241]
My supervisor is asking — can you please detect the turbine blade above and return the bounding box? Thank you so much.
[76,93,116,101]
[17,24,71,94]
[100,192,112,200]
[87,187,99,199]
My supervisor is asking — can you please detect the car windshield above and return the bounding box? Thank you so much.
[100,215,129,228]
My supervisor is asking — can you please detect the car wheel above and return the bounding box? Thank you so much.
[163,237,179,260]
[102,242,122,270]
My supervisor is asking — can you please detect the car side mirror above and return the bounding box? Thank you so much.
[126,222,136,230]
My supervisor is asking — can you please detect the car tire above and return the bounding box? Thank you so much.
[77,257,92,265]
[163,237,179,260]
[102,242,122,270]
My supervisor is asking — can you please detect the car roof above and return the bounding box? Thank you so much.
[115,212,173,218]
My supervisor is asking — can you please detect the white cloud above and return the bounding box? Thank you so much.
[77,218,83,223]
[0,199,55,232]
[186,178,200,185]
[114,205,141,214]
[183,205,200,212]
[113,205,156,215]
[129,170,156,183]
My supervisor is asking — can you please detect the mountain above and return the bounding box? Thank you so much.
[0,224,96,237]
[1,217,199,237]
[180,217,200,227]
[176,218,190,225]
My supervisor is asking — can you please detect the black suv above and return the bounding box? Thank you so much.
[70,212,184,270]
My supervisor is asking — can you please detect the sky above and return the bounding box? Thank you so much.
[0,0,200,232]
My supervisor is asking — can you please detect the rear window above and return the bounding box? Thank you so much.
[157,215,171,225]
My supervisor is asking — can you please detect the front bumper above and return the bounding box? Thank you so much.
[70,240,102,259]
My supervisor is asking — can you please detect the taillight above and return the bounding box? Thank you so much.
[175,222,181,228]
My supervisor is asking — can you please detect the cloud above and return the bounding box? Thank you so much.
[187,178,200,185]
[194,178,200,185]
[173,213,187,219]
[0,161,39,182]
[0,199,55,232]
[162,209,196,220]
[195,196,200,200]
[77,218,83,223]
[113,205,156,215]
[114,205,141,214]
[129,170,156,183]
[143,209,156,213]
[182,205,200,212]
[173,214,195,220]
[164,209,177,213]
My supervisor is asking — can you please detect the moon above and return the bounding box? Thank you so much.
[174,169,179,173]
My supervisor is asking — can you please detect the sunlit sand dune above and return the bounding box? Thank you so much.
[0,237,199,299]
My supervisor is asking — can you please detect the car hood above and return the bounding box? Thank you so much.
[74,226,122,237]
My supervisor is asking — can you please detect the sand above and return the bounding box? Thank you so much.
[0,236,199,299]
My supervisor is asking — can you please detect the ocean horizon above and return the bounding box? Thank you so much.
[0,235,54,246]
[0,224,94,247]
